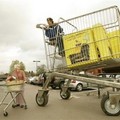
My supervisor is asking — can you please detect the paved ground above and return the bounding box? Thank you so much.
[0,83,120,120]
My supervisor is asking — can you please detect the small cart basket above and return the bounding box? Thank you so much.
[0,80,27,117]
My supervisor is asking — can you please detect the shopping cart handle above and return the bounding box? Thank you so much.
[36,24,47,29]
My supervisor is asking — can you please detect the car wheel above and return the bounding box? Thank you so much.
[76,83,83,91]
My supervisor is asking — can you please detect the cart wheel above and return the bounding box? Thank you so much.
[24,105,28,109]
[51,85,56,89]
[101,94,120,116]
[60,89,71,100]
[36,92,48,106]
[12,104,15,108]
[4,112,8,117]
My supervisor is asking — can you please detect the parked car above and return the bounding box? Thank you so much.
[64,79,88,92]
[27,75,65,89]
[0,74,7,81]
[27,76,44,85]
[97,73,120,80]
[50,77,65,89]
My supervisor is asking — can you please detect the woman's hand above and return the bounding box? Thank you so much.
[6,76,13,81]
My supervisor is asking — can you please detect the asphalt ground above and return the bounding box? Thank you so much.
[0,83,120,120]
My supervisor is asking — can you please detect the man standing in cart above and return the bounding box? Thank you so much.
[36,17,65,57]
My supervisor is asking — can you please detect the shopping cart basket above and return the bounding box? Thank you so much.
[0,80,27,117]
[36,6,120,116]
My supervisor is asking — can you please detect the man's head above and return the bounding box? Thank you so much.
[47,17,54,26]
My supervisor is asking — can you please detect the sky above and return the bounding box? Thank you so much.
[0,0,120,73]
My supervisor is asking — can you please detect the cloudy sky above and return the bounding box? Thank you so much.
[0,0,120,73]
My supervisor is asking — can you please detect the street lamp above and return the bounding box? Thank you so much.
[33,60,40,73]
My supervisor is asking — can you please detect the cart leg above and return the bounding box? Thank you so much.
[3,92,19,114]
[10,92,16,104]
[62,79,71,92]
[97,85,101,98]
[35,72,53,106]
[42,72,53,89]
[0,92,9,106]
[60,79,71,100]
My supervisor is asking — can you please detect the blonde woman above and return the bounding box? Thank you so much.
[6,64,26,108]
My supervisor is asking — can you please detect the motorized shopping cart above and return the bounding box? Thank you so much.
[0,80,27,116]
[36,6,120,116]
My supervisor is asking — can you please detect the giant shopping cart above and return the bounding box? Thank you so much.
[0,80,27,116]
[36,6,120,116]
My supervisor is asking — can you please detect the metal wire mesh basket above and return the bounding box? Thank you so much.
[40,6,120,72]
[6,80,24,91]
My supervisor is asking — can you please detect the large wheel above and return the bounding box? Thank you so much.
[76,83,83,92]
[36,92,48,106]
[60,89,71,100]
[101,94,120,116]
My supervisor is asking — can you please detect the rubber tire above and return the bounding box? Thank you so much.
[4,112,8,117]
[60,89,71,100]
[36,92,48,106]
[101,94,120,116]
[51,84,56,89]
[76,83,83,92]
[12,104,15,108]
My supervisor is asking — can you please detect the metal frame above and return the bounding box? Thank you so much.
[0,83,27,116]
[36,6,120,116]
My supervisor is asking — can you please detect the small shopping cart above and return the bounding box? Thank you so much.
[36,6,120,116]
[0,80,27,117]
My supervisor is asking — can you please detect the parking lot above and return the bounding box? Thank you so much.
[0,84,120,120]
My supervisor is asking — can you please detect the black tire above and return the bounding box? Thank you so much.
[12,104,15,108]
[51,85,56,89]
[101,95,120,116]
[60,89,71,100]
[76,83,83,92]
[4,112,8,117]
[36,92,48,106]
